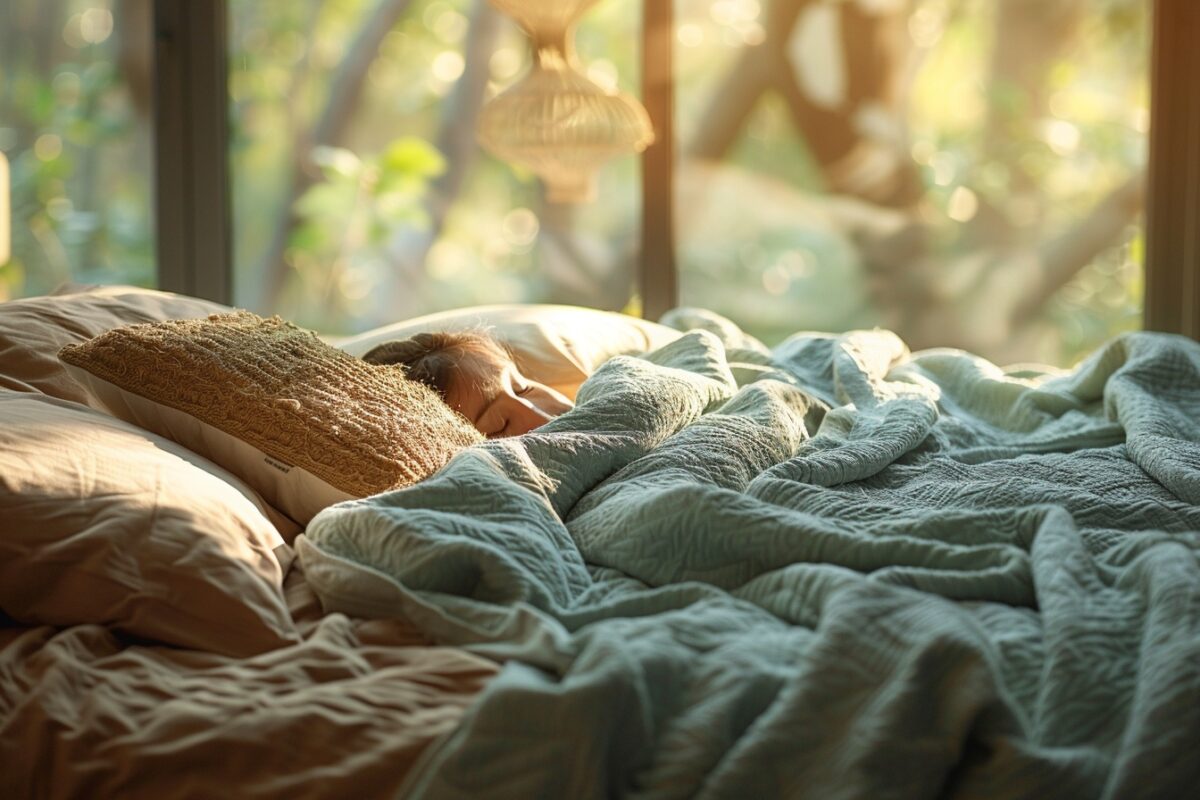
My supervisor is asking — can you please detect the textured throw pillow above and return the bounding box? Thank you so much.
[333,304,682,401]
[0,391,298,657]
[59,311,483,525]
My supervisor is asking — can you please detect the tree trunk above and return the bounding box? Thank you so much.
[687,0,922,207]
[985,0,1087,197]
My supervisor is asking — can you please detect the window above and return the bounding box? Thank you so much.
[0,0,155,300]
[674,0,1148,366]
[3,1,1189,360]
[228,0,645,335]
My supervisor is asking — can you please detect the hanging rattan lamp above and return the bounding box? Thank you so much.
[477,0,655,203]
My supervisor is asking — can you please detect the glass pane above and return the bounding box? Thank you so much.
[676,0,1148,366]
[0,0,155,300]
[229,0,645,336]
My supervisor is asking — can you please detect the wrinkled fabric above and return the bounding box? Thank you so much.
[0,564,499,800]
[301,319,1200,800]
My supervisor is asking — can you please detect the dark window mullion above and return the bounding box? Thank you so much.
[639,0,677,322]
[1144,0,1200,339]
[153,0,231,304]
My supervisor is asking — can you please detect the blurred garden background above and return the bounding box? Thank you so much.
[0,0,1149,365]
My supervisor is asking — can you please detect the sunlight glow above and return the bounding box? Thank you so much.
[502,208,540,249]
[34,134,63,161]
[947,186,979,223]
[490,48,523,81]
[1044,119,1081,156]
[908,5,945,48]
[80,8,114,45]
[431,51,466,83]
[587,60,619,93]
[677,23,705,48]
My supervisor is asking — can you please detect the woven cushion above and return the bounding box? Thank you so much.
[59,311,483,525]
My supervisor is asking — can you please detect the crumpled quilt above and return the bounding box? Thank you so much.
[297,312,1200,800]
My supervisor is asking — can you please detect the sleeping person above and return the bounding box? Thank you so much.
[362,330,573,438]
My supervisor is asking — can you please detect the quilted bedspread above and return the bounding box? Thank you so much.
[298,313,1200,799]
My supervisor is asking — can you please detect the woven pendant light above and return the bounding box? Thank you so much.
[478,0,655,203]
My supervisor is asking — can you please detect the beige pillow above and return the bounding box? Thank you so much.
[0,284,232,405]
[334,304,682,400]
[59,311,482,525]
[0,391,298,657]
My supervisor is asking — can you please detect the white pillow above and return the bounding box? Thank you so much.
[334,304,682,400]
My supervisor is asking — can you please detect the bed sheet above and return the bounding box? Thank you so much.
[0,562,500,800]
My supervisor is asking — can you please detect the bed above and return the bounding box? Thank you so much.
[2,285,1198,799]
[0,284,674,798]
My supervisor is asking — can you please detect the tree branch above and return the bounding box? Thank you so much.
[772,0,923,207]
[684,38,773,160]
[377,0,504,321]
[427,0,501,224]
[686,0,811,162]
[1016,173,1145,323]
[258,0,417,308]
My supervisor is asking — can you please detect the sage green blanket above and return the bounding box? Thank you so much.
[298,313,1200,799]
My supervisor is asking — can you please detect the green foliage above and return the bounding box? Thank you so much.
[904,0,1146,364]
[0,1,155,300]
[291,138,443,254]
[278,136,445,331]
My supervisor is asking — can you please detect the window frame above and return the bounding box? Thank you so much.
[1144,0,1200,339]
[153,0,232,303]
[639,1,678,321]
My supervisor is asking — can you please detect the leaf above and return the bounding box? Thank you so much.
[380,136,446,179]
[288,223,329,253]
[294,181,358,221]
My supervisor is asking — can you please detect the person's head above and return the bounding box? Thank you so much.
[362,330,573,438]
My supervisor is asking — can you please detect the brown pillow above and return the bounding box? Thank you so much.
[0,390,298,657]
[59,311,483,524]
[0,284,232,404]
